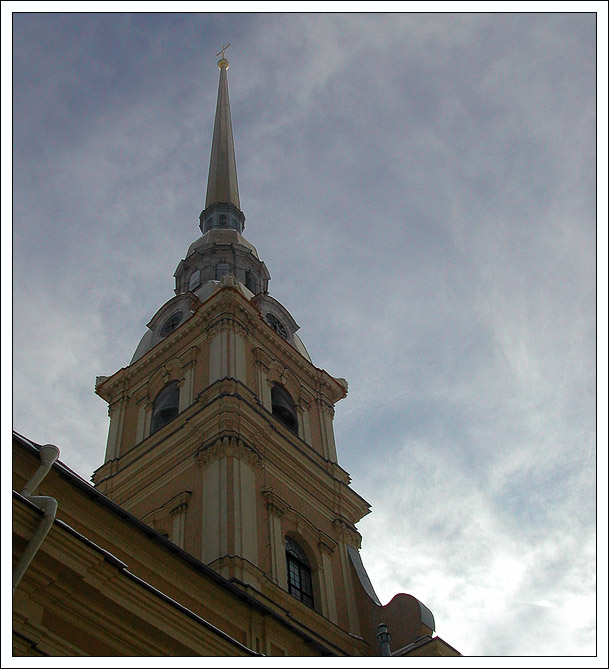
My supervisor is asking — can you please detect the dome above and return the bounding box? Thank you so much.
[131,278,312,365]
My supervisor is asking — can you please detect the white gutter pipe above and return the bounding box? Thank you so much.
[13,444,60,597]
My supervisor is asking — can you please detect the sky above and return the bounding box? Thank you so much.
[5,5,606,662]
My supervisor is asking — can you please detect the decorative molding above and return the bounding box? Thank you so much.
[297,387,314,411]
[252,346,273,368]
[317,398,336,418]
[185,291,202,313]
[178,344,200,368]
[165,357,183,376]
[134,386,151,406]
[318,539,337,557]
[250,426,270,454]
[104,310,205,387]
[266,362,302,405]
[205,312,249,339]
[107,393,129,414]
[169,491,192,514]
[263,489,290,518]
[220,274,240,290]
[141,490,192,528]
[195,436,263,469]
[332,518,362,549]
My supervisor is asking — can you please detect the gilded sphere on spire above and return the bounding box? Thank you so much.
[217,58,229,70]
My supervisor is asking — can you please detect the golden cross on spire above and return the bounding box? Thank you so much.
[216,43,231,59]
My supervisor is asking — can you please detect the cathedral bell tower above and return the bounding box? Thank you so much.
[93,52,439,655]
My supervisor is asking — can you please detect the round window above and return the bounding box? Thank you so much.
[266,313,288,339]
[161,311,184,337]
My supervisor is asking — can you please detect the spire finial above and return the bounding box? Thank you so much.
[200,41,244,234]
[216,43,230,69]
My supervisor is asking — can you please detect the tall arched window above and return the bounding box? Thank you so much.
[245,270,257,294]
[271,384,298,434]
[285,537,314,608]
[215,263,230,280]
[151,382,180,435]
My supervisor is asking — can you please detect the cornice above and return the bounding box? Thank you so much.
[194,435,263,470]
[96,285,346,407]
[96,314,205,402]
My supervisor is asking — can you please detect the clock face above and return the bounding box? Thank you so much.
[161,311,183,337]
[266,312,288,339]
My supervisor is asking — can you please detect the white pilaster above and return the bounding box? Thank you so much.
[232,331,247,383]
[104,397,127,462]
[201,457,228,563]
[319,544,338,624]
[234,458,258,566]
[170,505,187,548]
[265,498,286,586]
[319,401,338,462]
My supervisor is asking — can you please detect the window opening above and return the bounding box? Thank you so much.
[245,271,257,294]
[189,270,201,291]
[161,311,183,337]
[215,263,231,280]
[271,384,298,434]
[151,382,180,434]
[266,312,288,339]
[285,537,314,608]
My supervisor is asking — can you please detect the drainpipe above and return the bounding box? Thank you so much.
[13,444,60,597]
[376,622,392,657]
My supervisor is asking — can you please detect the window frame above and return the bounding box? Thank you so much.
[150,382,180,435]
[271,383,298,435]
[285,537,314,608]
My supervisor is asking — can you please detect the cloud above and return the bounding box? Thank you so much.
[356,435,596,656]
[9,11,598,658]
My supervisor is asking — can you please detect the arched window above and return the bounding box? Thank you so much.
[151,382,180,435]
[271,384,298,434]
[285,537,314,608]
[215,262,230,280]
[188,269,201,291]
[245,270,257,294]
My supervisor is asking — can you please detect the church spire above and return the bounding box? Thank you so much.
[200,45,245,234]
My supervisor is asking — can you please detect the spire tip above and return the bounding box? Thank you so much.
[216,43,230,69]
